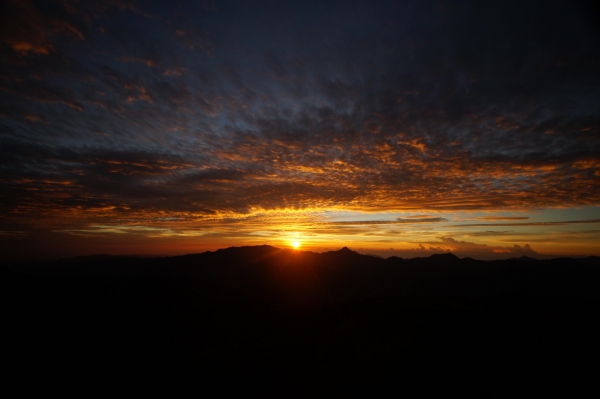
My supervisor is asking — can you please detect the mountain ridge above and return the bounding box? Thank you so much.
[2,244,598,396]
[12,244,595,265]
[5,245,599,309]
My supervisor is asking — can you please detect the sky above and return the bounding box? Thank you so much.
[1,0,599,262]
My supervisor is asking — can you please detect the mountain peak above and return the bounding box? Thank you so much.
[337,247,357,254]
[430,252,459,260]
[321,247,360,258]
[518,256,538,262]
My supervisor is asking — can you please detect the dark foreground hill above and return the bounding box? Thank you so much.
[2,246,599,396]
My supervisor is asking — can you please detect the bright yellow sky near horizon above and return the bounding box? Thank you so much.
[3,205,594,262]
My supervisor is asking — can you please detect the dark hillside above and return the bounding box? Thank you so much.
[2,246,599,396]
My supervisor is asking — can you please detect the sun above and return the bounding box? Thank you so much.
[291,240,301,249]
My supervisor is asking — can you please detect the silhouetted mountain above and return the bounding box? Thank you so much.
[3,246,599,396]
[583,255,600,265]
[514,255,539,262]
[430,252,460,260]
[7,245,600,308]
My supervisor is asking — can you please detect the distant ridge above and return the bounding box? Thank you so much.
[323,246,363,257]
[516,255,539,262]
[7,245,599,309]
[429,253,459,260]
[3,244,599,396]
[12,245,600,265]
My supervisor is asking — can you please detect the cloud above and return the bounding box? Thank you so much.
[0,0,599,248]
[0,0,55,55]
[108,0,150,17]
[314,218,447,226]
[415,237,541,259]
[451,220,600,227]
[0,230,28,236]
[57,224,176,237]
[396,217,447,223]
[475,217,529,221]
[0,0,93,57]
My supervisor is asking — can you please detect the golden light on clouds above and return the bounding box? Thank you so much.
[0,0,599,262]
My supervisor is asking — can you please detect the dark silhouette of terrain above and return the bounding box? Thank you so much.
[2,246,599,396]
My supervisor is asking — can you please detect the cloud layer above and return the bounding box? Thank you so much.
[1,0,599,258]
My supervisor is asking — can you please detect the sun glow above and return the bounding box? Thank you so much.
[291,240,301,249]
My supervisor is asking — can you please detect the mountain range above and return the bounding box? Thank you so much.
[2,246,599,396]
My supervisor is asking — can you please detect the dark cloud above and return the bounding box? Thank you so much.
[0,0,599,240]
